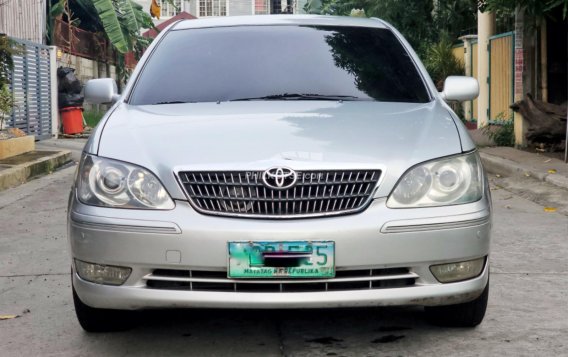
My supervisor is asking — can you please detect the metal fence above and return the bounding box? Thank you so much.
[8,38,53,140]
[54,18,115,64]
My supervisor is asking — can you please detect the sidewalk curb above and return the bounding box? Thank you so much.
[0,150,72,192]
[480,152,568,191]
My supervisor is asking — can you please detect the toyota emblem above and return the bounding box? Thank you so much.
[262,167,297,190]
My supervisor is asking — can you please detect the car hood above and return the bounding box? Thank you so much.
[96,100,465,199]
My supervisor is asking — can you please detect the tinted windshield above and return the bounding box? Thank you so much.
[130,25,431,105]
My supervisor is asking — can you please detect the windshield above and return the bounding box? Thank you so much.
[129,25,431,105]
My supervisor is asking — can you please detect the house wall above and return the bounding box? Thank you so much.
[134,0,308,19]
[57,53,117,85]
[230,0,253,16]
[0,0,46,44]
[57,52,117,111]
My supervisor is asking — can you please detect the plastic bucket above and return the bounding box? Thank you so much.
[60,107,83,134]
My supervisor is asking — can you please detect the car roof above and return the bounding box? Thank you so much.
[172,15,388,31]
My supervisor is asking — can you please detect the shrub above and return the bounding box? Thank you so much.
[0,84,14,130]
[83,109,105,128]
[424,37,465,91]
[482,112,515,147]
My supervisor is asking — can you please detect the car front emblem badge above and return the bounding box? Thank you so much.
[262,167,297,190]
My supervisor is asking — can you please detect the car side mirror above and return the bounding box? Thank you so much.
[84,78,120,104]
[440,76,479,102]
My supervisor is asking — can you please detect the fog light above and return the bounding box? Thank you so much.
[75,259,131,286]
[430,257,485,283]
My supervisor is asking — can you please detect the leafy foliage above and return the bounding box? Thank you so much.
[0,84,15,131]
[482,113,515,146]
[319,0,435,54]
[481,0,568,19]
[0,35,18,88]
[92,0,130,53]
[83,109,106,128]
[49,0,154,54]
[424,37,465,90]
[317,0,478,58]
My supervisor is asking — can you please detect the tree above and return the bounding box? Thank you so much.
[424,35,465,89]
[49,0,156,85]
[319,0,435,54]
[481,0,568,19]
[317,0,478,58]
[0,34,17,88]
[50,0,154,54]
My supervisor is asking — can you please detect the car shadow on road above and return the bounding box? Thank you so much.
[76,306,467,356]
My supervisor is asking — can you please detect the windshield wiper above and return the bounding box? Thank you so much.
[230,93,364,101]
[152,100,194,105]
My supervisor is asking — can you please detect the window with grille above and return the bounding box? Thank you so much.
[160,0,183,17]
[255,0,269,14]
[199,0,227,17]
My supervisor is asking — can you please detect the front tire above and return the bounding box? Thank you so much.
[424,278,489,327]
[73,286,136,332]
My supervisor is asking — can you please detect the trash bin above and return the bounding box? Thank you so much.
[60,107,84,135]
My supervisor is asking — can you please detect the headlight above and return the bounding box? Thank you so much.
[387,152,483,208]
[77,154,175,209]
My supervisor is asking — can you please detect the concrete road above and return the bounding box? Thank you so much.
[0,165,567,357]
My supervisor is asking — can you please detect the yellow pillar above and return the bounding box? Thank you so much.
[459,35,478,122]
[477,10,496,128]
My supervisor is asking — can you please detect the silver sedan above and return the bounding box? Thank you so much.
[68,15,489,332]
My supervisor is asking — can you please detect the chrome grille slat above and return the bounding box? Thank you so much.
[179,170,381,218]
[145,268,416,292]
[145,273,418,284]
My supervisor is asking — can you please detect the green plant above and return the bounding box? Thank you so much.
[0,34,20,88]
[48,1,154,53]
[49,0,156,87]
[83,109,105,128]
[482,113,515,146]
[316,0,478,58]
[0,84,15,131]
[424,37,465,90]
[481,0,568,20]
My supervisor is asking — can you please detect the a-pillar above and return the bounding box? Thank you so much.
[477,10,496,128]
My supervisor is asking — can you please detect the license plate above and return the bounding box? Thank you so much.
[228,241,335,278]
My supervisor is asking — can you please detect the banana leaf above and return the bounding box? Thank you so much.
[129,0,155,29]
[92,0,129,53]
[117,0,140,33]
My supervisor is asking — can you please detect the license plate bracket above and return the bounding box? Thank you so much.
[228,241,335,278]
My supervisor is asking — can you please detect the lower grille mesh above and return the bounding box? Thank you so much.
[144,268,417,293]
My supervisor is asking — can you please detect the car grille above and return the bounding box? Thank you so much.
[144,268,417,293]
[178,170,381,218]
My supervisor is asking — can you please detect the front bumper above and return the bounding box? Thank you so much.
[68,195,491,310]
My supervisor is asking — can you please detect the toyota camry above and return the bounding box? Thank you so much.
[69,15,491,332]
